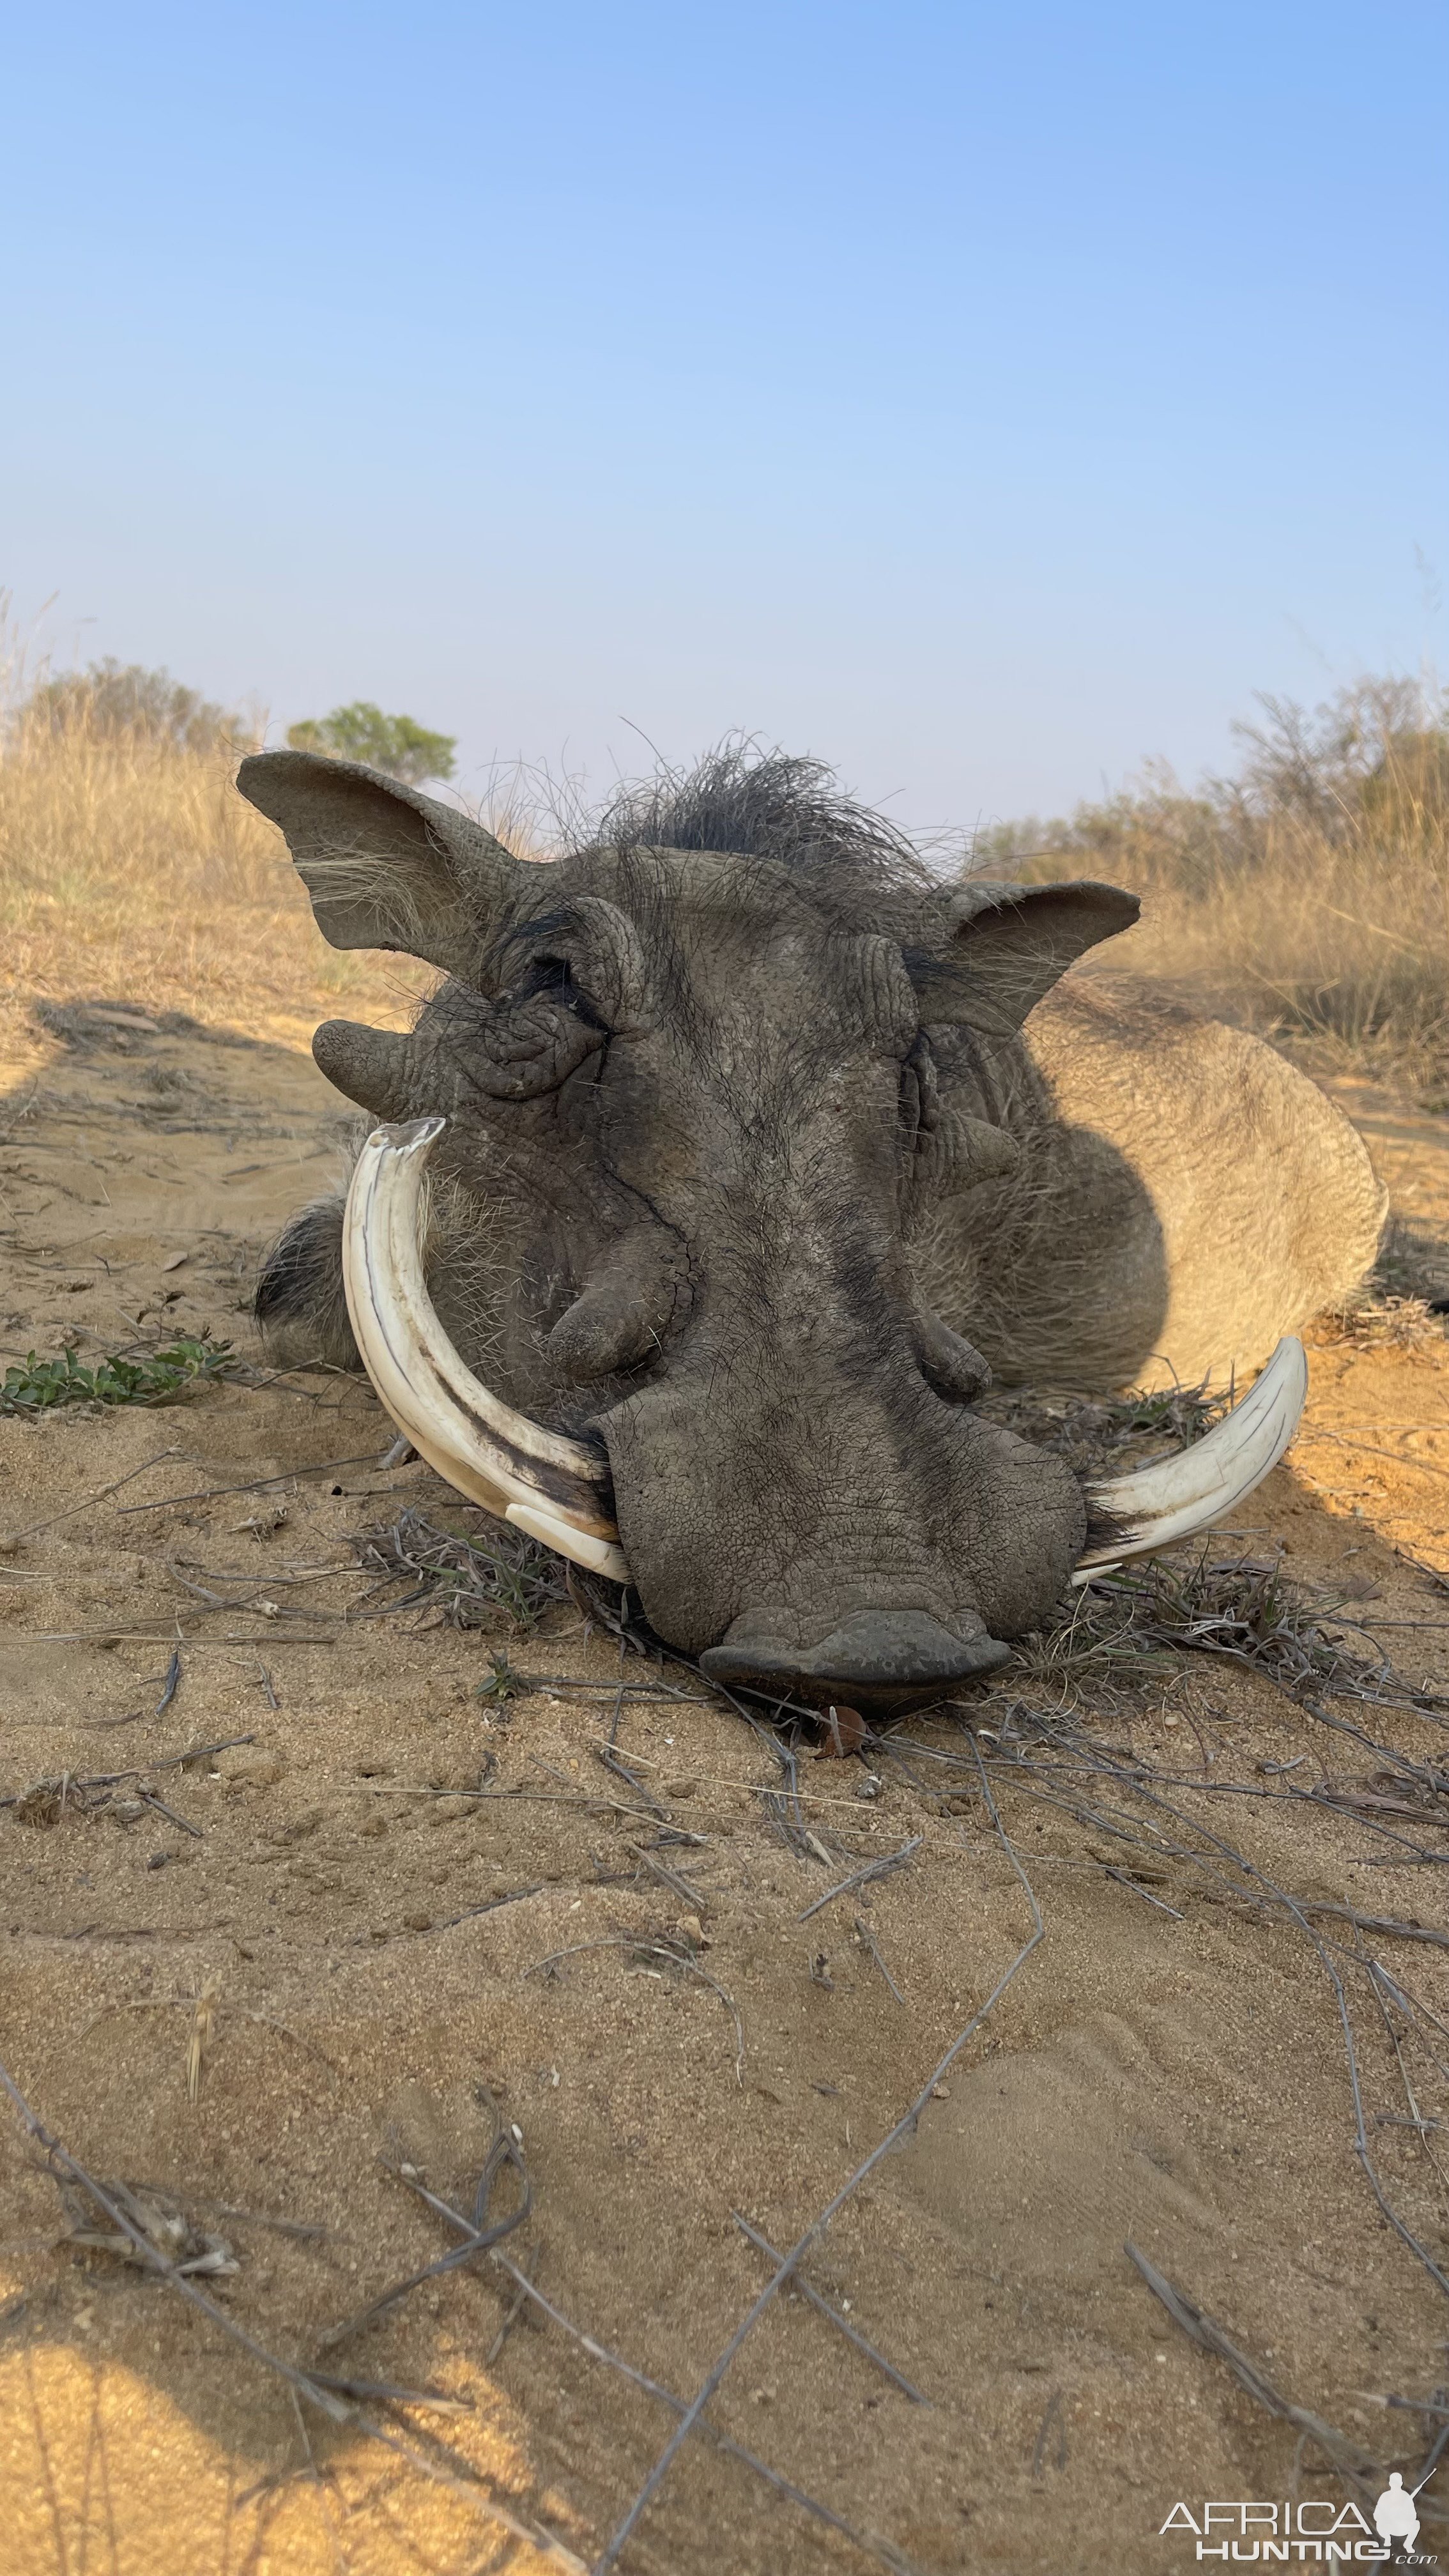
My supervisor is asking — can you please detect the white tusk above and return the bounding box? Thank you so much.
[502,1499,631,1579]
[1074,1335,1308,1577]
[342,1117,631,1584]
[344,1120,1306,1603]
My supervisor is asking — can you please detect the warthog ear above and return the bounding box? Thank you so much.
[908,880,1140,1032]
[235,751,525,976]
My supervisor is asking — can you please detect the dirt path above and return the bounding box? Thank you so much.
[2,1004,1448,2575]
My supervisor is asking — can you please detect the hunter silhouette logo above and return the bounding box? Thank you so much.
[1160,2470,1439,2562]
[1375,2473,1432,2559]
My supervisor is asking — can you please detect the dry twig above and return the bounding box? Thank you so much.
[392,2170,921,2575]
[731,2211,930,2404]
[594,1744,1041,2570]
[798,1836,923,1922]
[0,2061,588,2567]
[1126,2243,1386,2501]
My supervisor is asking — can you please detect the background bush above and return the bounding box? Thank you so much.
[972,676,1449,1080]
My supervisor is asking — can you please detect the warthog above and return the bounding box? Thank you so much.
[238,748,1383,1711]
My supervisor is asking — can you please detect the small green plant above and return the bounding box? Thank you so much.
[286,702,456,786]
[0,1335,238,1414]
[475,1649,526,1702]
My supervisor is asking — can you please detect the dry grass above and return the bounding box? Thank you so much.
[0,699,431,1057]
[977,675,1449,1089]
[1013,1546,1433,1715]
[9,652,1448,1101]
[349,1504,576,1633]
[979,1375,1230,1477]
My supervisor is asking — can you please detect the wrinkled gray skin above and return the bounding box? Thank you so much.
[238,749,1383,1713]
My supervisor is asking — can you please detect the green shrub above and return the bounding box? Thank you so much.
[0,1337,238,1414]
[285,702,456,785]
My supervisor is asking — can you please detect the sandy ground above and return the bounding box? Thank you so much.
[1,998,1448,2576]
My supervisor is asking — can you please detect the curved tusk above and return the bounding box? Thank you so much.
[342,1117,631,1583]
[1075,1335,1308,1578]
[345,1121,1307,1602]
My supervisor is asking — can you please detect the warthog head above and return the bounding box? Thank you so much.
[241,748,1147,1710]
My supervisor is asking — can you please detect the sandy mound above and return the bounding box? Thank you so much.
[2,1002,1448,2575]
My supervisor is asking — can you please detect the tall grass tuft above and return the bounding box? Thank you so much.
[974,676,1449,1086]
[0,631,431,1050]
[6,632,1446,1091]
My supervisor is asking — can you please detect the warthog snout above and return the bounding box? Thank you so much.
[700,1606,1011,1713]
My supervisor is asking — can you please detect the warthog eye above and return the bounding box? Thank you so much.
[898,1031,940,1152]
[442,956,611,1103]
[515,953,610,1030]
[461,898,646,1102]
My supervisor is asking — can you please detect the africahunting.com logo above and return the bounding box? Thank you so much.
[1159,2477,1438,2563]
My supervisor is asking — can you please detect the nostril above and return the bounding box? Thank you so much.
[701,1607,1010,1716]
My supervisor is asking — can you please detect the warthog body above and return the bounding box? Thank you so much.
[917,972,1386,1395]
[240,749,1383,1706]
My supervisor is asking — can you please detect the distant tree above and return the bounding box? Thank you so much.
[22,659,244,751]
[286,702,456,786]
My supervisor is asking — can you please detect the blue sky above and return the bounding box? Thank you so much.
[6,1,1445,834]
